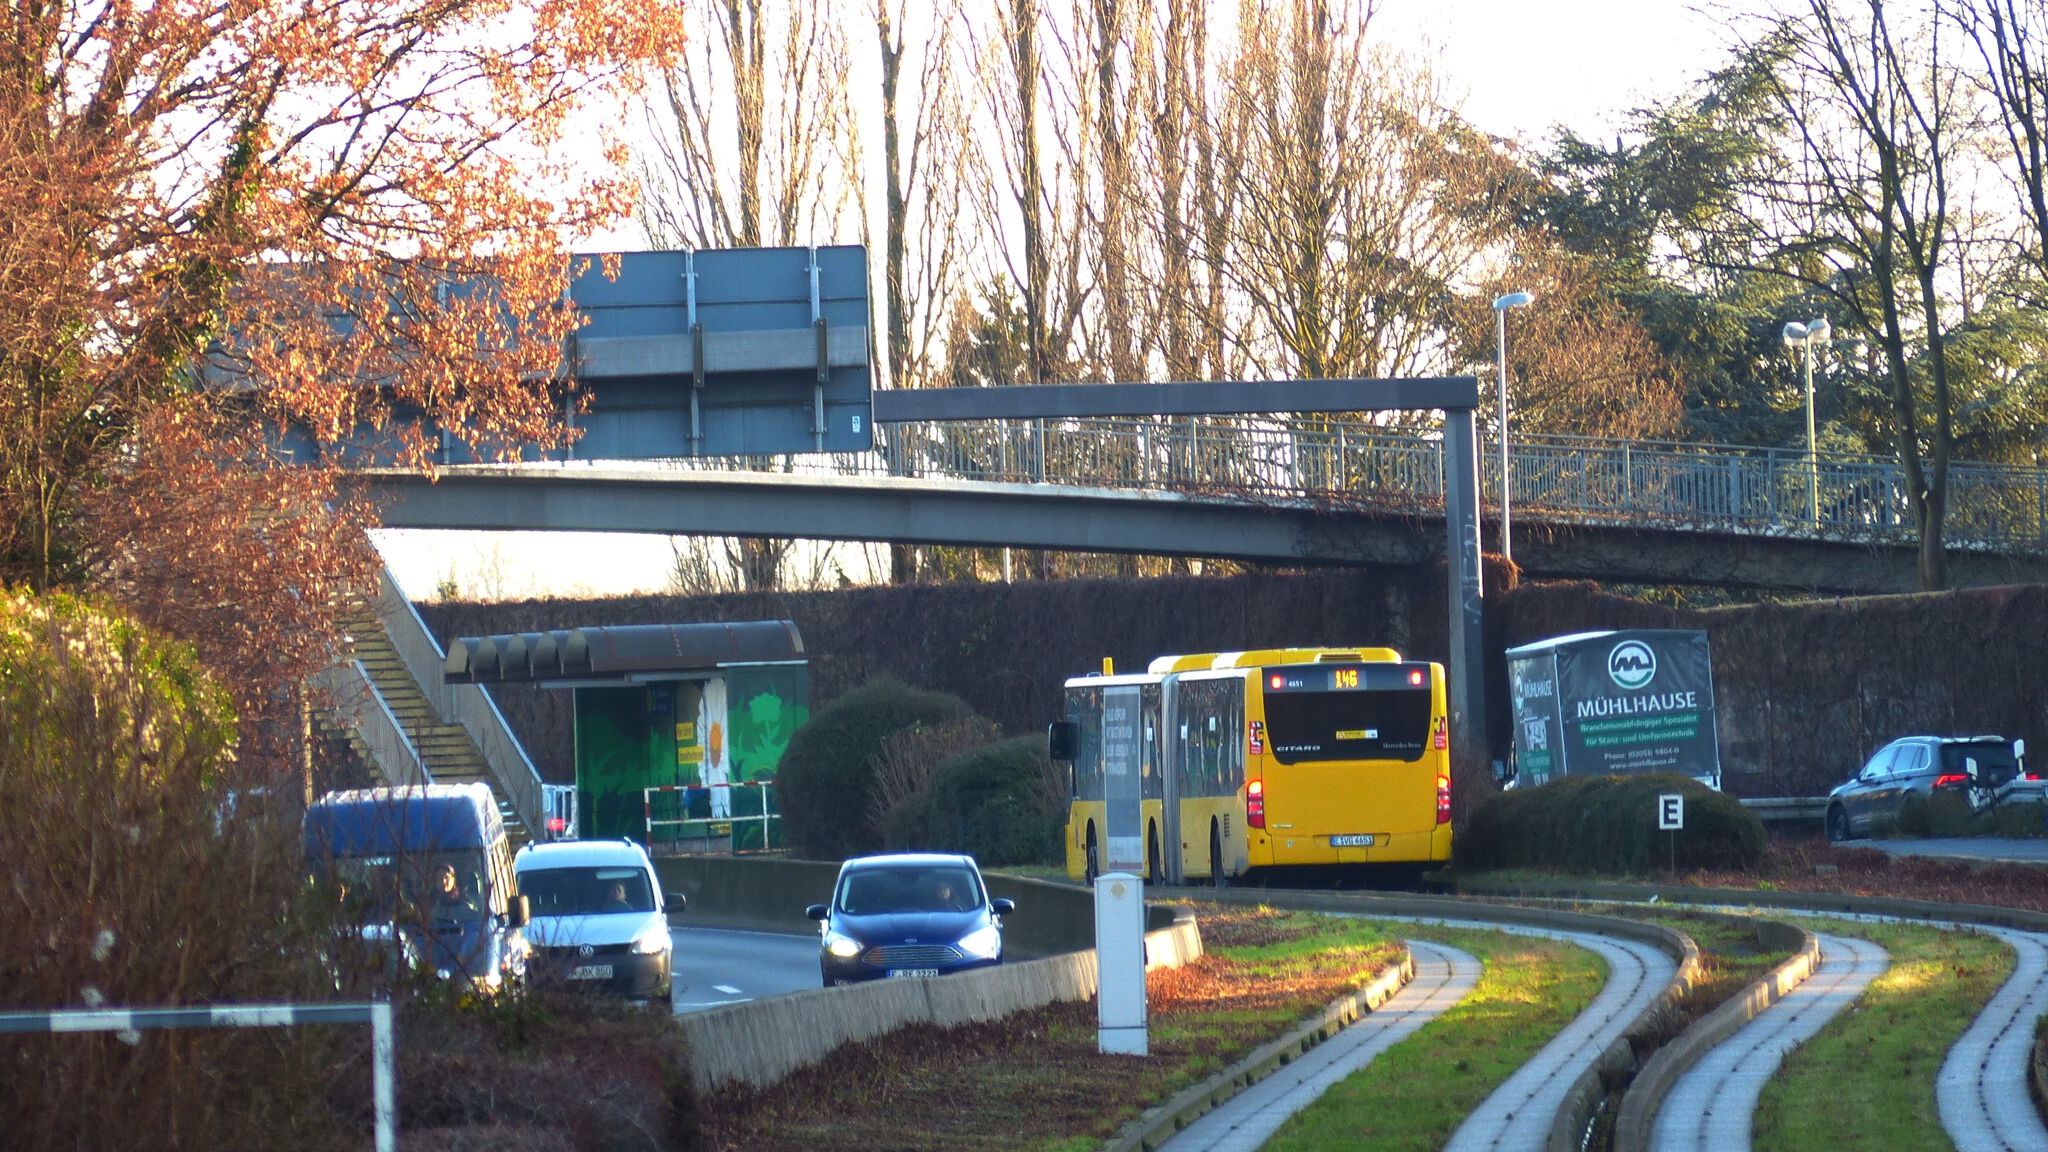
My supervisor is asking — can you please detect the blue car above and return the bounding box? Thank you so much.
[806,853,1014,986]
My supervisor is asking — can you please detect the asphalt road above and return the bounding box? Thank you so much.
[669,925,819,1014]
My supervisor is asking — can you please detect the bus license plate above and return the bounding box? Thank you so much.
[1329,834,1376,847]
[887,968,940,979]
[568,964,614,980]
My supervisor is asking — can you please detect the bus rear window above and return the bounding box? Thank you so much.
[1264,689,1431,763]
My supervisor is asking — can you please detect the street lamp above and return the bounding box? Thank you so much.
[1781,316,1832,524]
[1492,291,1534,565]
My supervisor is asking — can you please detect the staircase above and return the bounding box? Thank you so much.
[328,597,536,846]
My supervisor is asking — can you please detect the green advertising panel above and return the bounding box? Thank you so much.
[574,685,672,841]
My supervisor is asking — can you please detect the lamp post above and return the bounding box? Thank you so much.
[1492,291,1533,564]
[1781,316,1832,525]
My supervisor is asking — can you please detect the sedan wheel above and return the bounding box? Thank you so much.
[1826,805,1851,843]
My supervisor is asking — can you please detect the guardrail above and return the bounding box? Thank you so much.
[311,661,426,787]
[644,781,779,854]
[1738,797,1830,822]
[638,417,2048,553]
[372,568,550,838]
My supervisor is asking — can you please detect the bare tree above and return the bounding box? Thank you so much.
[639,0,858,592]
[1953,0,2048,280]
[1705,1,1982,589]
[1213,0,1516,382]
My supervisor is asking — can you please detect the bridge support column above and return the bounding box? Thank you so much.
[1443,410,1488,788]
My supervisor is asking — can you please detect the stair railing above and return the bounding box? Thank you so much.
[371,567,547,836]
[312,660,427,787]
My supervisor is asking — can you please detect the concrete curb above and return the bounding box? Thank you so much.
[657,854,1205,1094]
[1449,875,2048,933]
[1456,875,2048,1147]
[1610,918,1818,1152]
[1098,953,1416,1152]
[1146,888,1701,1152]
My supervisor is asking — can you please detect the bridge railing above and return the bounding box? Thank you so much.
[637,415,2048,553]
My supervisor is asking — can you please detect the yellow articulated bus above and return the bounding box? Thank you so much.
[1048,648,1451,884]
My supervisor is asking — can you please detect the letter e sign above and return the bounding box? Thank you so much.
[1658,794,1684,831]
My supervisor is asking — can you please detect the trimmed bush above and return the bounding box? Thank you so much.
[776,677,979,859]
[1456,772,1766,875]
[917,736,1065,866]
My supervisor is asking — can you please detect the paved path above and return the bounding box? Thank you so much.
[1156,939,1480,1152]
[1938,924,2048,1152]
[1443,929,1674,1152]
[1648,932,1888,1152]
[1160,916,1677,1152]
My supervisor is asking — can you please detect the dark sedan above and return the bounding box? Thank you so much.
[1826,735,2031,841]
[806,853,1014,986]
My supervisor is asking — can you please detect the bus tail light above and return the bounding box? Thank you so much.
[1436,774,1451,825]
[1246,780,1265,829]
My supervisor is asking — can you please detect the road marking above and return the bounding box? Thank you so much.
[715,984,743,995]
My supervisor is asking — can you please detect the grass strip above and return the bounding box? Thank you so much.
[1752,917,2012,1152]
[1260,925,1604,1152]
[697,904,1404,1152]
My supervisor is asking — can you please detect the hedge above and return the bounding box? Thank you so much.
[1456,772,1766,874]
[775,677,979,860]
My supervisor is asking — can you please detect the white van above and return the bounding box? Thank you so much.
[513,839,684,1000]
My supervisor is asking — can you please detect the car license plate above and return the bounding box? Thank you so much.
[568,964,614,980]
[1329,834,1376,847]
[886,968,940,979]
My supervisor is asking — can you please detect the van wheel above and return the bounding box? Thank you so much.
[1210,824,1229,889]
[1826,805,1850,843]
[1084,825,1100,885]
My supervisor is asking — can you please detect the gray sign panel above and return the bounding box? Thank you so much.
[567,246,873,458]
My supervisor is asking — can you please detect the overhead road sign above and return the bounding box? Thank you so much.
[227,246,874,464]
[567,246,873,458]
[871,378,1479,422]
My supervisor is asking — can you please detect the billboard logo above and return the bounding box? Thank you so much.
[1607,640,1657,690]
[1522,715,1548,751]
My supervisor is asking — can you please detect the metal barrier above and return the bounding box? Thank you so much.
[644,781,780,855]
[542,783,579,840]
[0,1000,396,1152]
[631,417,2048,553]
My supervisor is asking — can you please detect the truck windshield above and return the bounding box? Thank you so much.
[314,849,492,924]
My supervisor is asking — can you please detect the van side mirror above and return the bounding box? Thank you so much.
[665,892,688,914]
[1047,720,1078,762]
[507,894,530,929]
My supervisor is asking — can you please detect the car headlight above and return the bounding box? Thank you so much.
[957,925,1002,960]
[631,924,671,956]
[824,932,863,959]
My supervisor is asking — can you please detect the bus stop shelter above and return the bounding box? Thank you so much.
[445,620,809,847]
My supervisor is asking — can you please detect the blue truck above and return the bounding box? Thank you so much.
[304,784,530,992]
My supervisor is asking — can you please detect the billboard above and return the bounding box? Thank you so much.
[1507,630,1721,788]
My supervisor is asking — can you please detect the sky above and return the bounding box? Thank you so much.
[375,0,1734,603]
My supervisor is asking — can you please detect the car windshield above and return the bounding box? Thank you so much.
[518,865,656,915]
[837,865,982,915]
[313,849,491,924]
